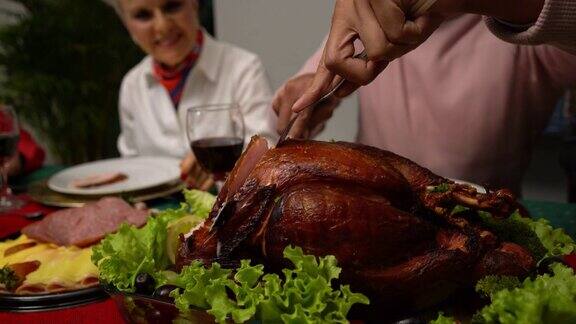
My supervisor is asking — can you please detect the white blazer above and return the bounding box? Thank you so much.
[117,31,277,158]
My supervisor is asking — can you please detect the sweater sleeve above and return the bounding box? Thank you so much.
[485,0,576,53]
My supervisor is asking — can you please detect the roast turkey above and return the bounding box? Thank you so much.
[177,136,535,318]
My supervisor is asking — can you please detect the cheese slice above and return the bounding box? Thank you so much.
[0,235,99,294]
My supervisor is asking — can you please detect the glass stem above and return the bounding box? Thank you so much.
[213,173,226,193]
[0,163,9,201]
[213,173,226,182]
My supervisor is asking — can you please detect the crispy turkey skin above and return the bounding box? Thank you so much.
[177,136,535,317]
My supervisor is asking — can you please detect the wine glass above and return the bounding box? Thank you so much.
[186,103,245,188]
[0,105,24,212]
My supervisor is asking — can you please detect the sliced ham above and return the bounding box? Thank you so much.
[71,172,128,188]
[22,197,149,247]
[4,242,37,257]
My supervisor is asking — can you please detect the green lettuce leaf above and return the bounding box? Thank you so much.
[476,210,575,261]
[477,211,547,260]
[465,211,576,323]
[476,264,576,324]
[169,246,369,324]
[184,189,216,219]
[430,312,456,324]
[92,190,217,291]
[94,190,367,322]
[91,206,185,291]
[433,210,576,323]
[515,216,576,257]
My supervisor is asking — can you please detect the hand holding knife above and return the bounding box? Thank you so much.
[277,0,439,146]
[276,50,367,146]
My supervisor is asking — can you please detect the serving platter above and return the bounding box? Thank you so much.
[104,287,436,323]
[48,156,180,195]
[106,288,218,324]
[0,286,107,312]
[0,234,105,312]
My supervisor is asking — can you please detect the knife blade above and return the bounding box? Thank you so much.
[276,50,367,146]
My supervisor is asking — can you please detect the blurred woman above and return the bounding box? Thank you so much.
[106,0,277,189]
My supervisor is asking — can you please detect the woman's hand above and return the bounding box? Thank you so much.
[273,73,341,139]
[180,153,214,191]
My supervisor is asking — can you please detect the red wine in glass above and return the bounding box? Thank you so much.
[191,137,243,176]
[0,105,24,212]
[186,103,245,187]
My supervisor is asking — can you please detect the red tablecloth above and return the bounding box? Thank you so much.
[0,299,124,324]
[0,195,125,324]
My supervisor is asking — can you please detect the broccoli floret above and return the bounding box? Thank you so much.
[475,275,521,299]
[477,211,547,260]
[0,266,20,291]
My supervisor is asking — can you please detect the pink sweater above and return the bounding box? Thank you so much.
[486,0,576,53]
[299,12,576,194]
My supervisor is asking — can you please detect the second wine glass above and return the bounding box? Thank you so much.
[186,103,245,186]
[0,105,24,212]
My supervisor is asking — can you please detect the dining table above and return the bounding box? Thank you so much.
[1,166,576,324]
[0,166,178,324]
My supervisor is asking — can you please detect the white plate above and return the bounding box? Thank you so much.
[451,179,487,193]
[48,156,181,195]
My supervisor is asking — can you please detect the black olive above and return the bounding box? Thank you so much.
[153,285,179,300]
[134,273,155,294]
